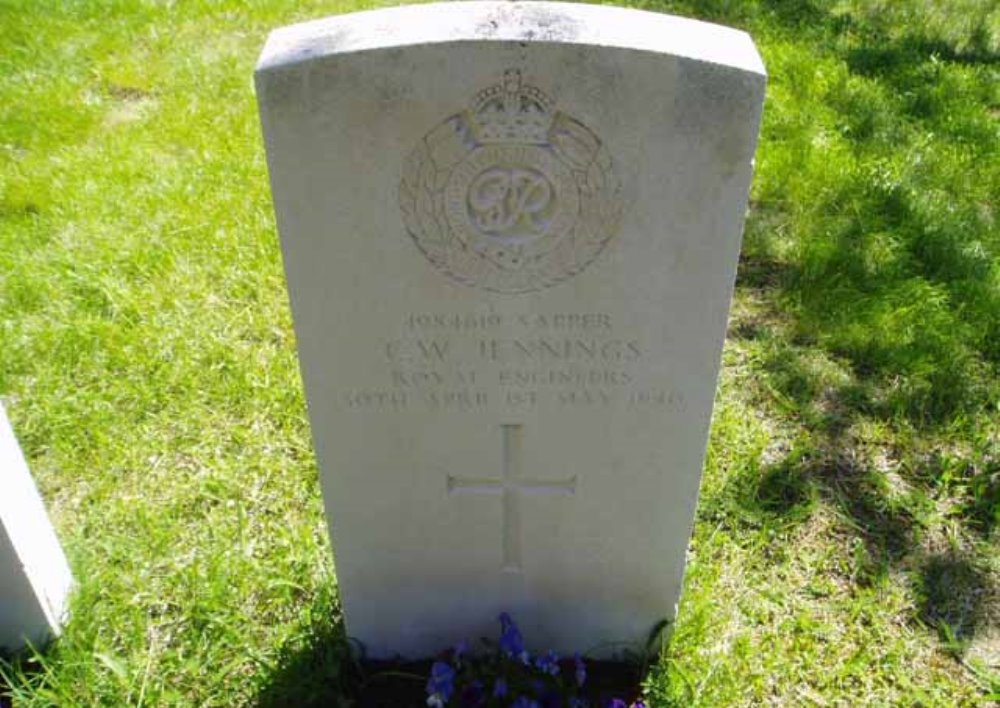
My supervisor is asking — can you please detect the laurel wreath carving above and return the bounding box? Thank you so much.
[399,78,622,294]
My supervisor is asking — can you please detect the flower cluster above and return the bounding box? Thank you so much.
[425,613,646,708]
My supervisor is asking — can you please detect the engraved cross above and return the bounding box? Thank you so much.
[446,424,577,572]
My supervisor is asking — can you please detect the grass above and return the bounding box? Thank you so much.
[0,0,998,705]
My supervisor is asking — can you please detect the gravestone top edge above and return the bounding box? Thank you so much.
[256,1,765,77]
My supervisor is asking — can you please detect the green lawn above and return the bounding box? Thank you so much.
[1,0,998,705]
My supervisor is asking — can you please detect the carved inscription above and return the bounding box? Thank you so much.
[447,424,576,572]
[466,166,553,240]
[400,69,622,293]
[343,311,679,412]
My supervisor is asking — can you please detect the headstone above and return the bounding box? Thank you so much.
[0,403,73,651]
[256,1,765,657]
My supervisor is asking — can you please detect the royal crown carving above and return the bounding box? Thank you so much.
[400,70,622,294]
[471,69,554,144]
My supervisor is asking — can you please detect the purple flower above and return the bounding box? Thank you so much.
[574,653,587,687]
[631,703,647,708]
[607,701,627,708]
[511,698,540,708]
[499,612,526,658]
[534,650,560,676]
[492,677,508,698]
[425,661,456,704]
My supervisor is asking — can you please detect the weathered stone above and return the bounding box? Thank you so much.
[256,1,765,657]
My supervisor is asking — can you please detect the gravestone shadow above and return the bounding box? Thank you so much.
[0,641,55,708]
[254,608,362,708]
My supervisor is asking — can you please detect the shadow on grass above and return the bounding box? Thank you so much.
[847,40,1000,78]
[722,429,917,567]
[727,0,1000,425]
[252,600,456,708]
[917,550,996,647]
[255,618,432,708]
[723,313,998,655]
[254,594,361,708]
[0,641,55,708]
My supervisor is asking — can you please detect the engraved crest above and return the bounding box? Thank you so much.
[400,70,622,293]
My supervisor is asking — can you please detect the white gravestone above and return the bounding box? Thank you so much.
[0,403,73,651]
[256,1,765,657]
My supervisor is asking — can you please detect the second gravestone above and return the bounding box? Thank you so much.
[1,403,73,651]
[257,1,765,657]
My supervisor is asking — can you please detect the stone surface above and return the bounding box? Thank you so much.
[0,403,73,651]
[256,1,765,658]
